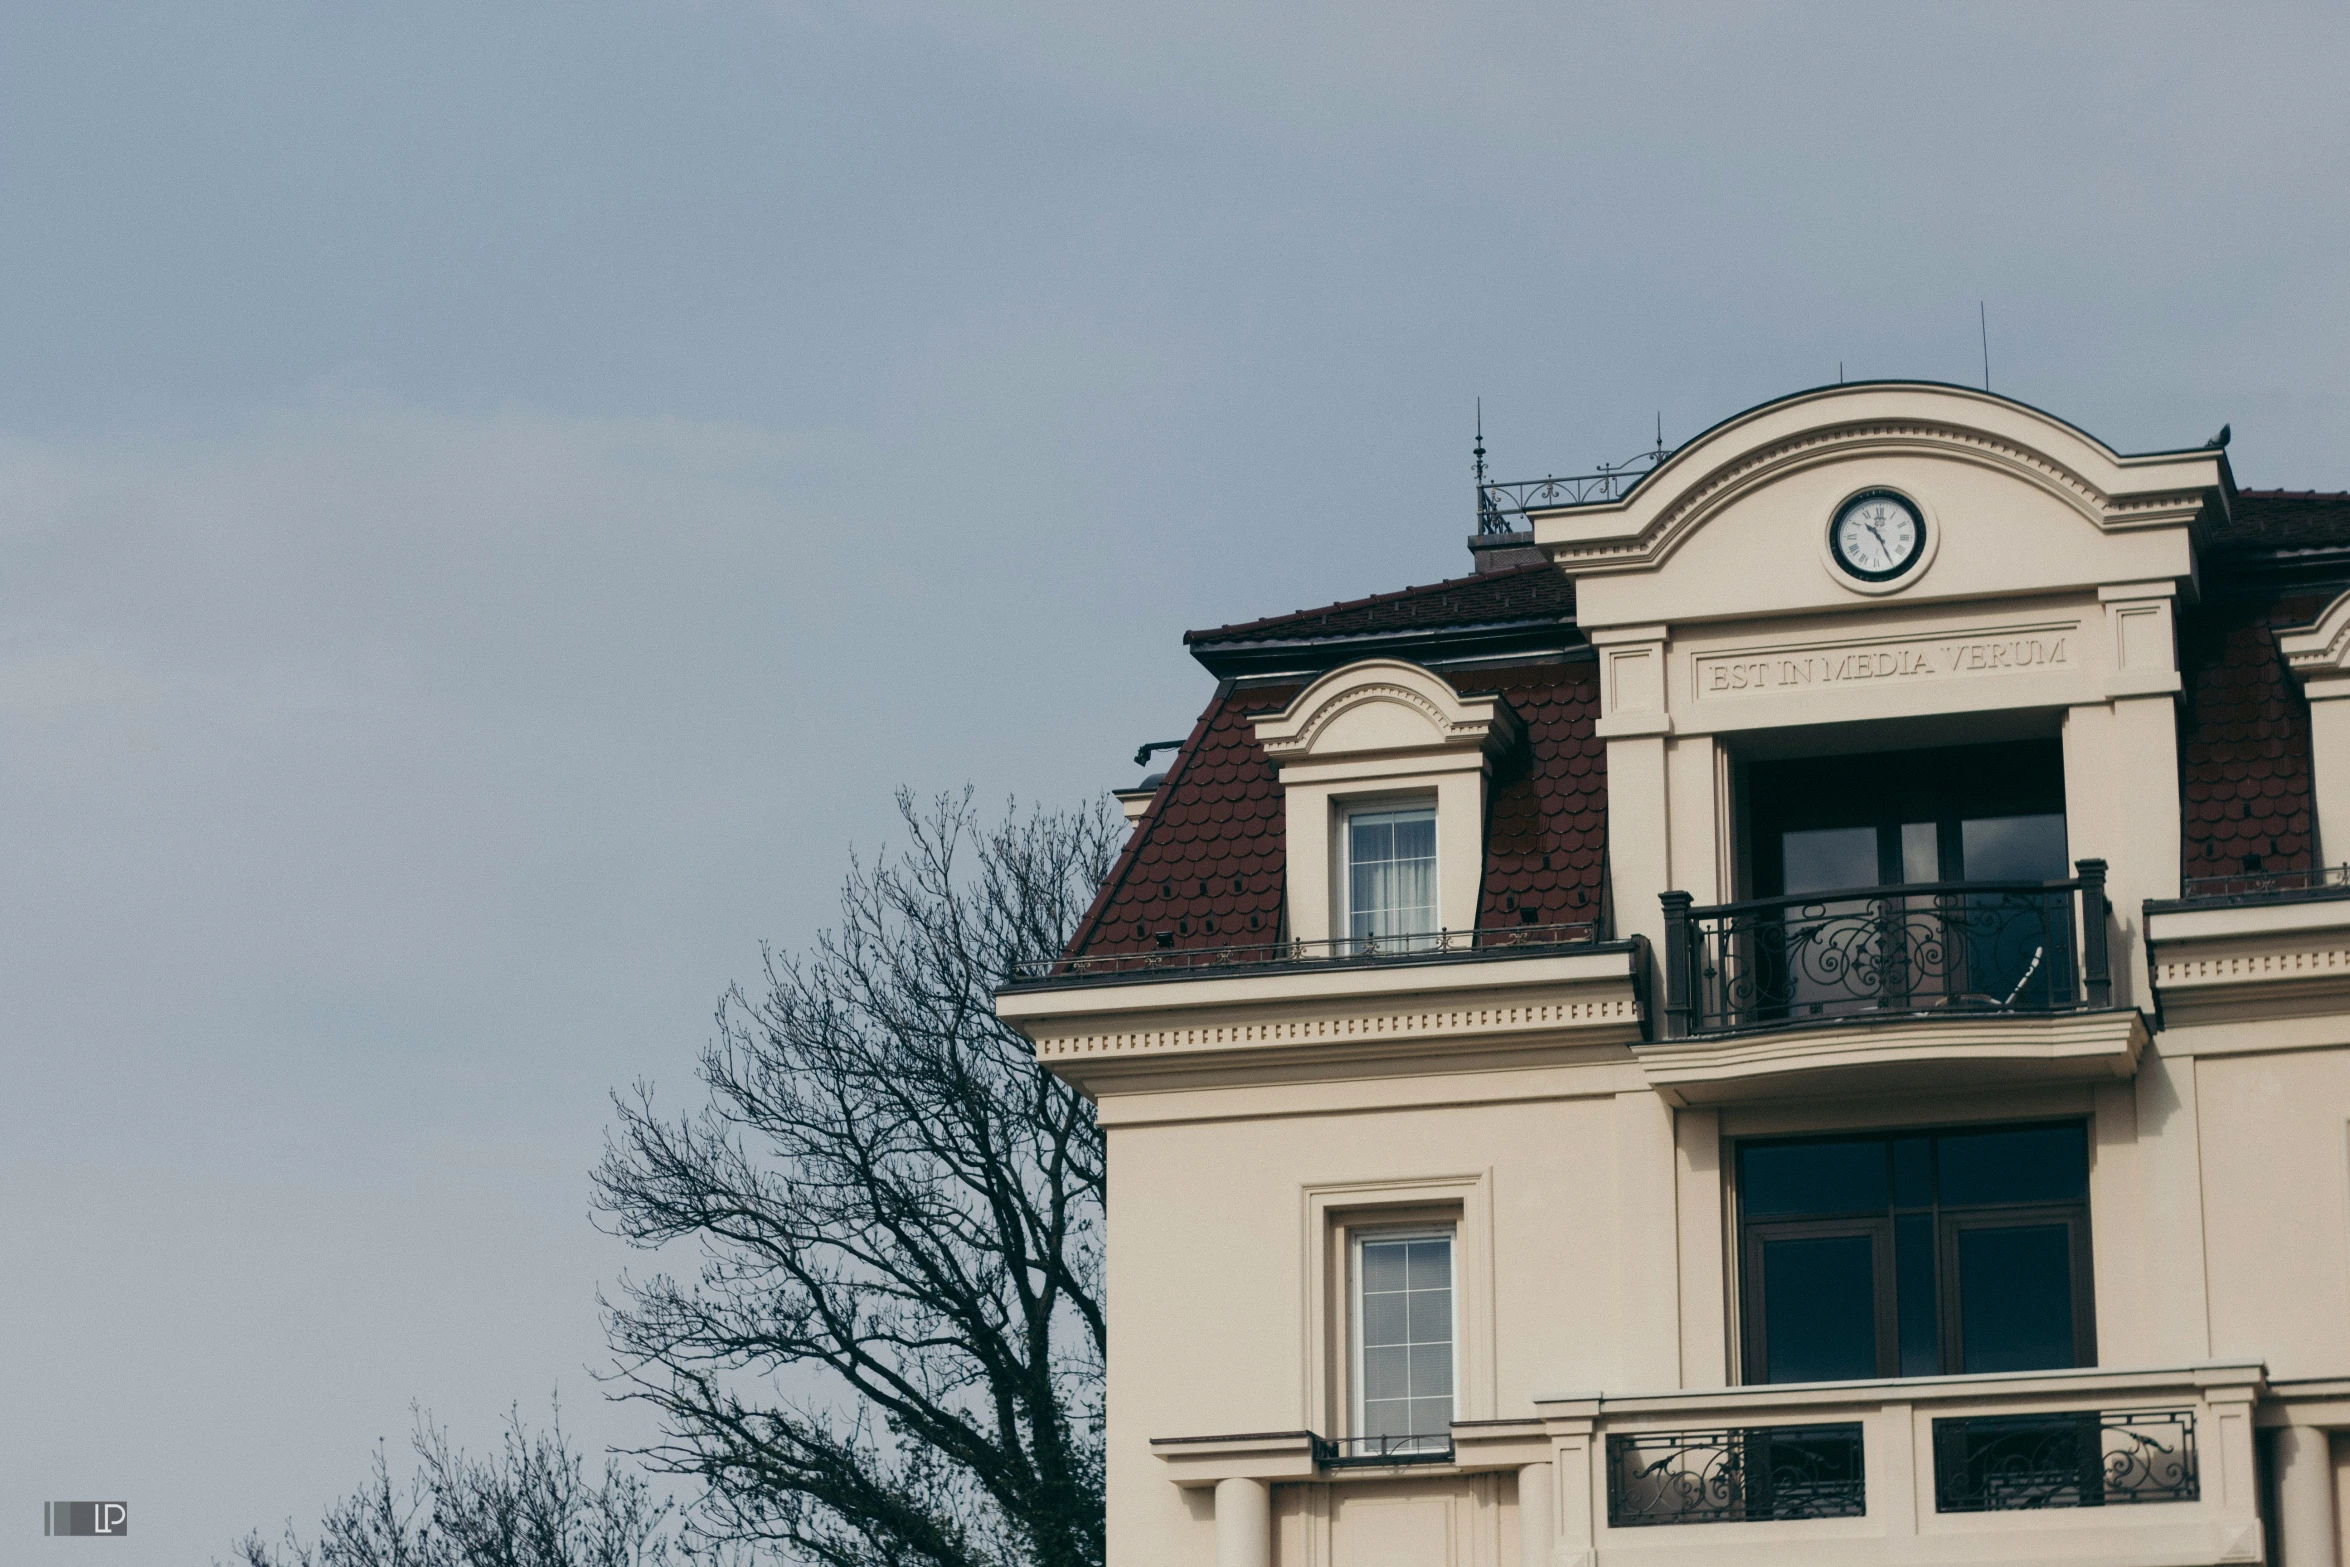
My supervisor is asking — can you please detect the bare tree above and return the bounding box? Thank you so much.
[594,790,1122,1567]
[230,1402,675,1567]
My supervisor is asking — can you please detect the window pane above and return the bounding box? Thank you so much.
[1937,1124,2087,1205]
[1406,1238,1451,1291]
[1900,822,1940,884]
[1761,1233,1879,1383]
[1361,1290,1406,1347]
[1408,1398,1453,1439]
[1742,1139,1888,1218]
[1957,1224,2076,1372]
[1961,814,2067,882]
[1896,1214,1938,1376]
[1349,807,1437,942]
[1359,1231,1452,1437]
[1409,1343,1452,1398]
[1782,827,1879,895]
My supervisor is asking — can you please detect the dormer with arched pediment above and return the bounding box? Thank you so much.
[1250,657,1523,946]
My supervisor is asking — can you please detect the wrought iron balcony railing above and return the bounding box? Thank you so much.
[1607,1423,1866,1527]
[1659,861,2110,1037]
[1314,1433,1455,1467]
[1933,1409,2197,1512]
[1008,921,1606,986]
[2173,863,2350,905]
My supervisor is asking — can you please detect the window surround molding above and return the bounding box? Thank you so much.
[1251,659,1522,945]
[1301,1171,1495,1438]
[2278,586,2350,864]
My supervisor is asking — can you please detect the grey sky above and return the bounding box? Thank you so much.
[3,3,2344,1560]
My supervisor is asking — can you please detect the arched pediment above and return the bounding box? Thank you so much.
[1529,383,2227,577]
[1252,658,1519,763]
[2280,589,2350,688]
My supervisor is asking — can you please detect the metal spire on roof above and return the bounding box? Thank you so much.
[1474,399,1514,536]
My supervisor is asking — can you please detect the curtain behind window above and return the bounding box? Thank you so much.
[1350,808,1437,944]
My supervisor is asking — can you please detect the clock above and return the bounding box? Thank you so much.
[1829,490,1927,582]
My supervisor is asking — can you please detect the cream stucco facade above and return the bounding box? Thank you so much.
[999,384,2350,1567]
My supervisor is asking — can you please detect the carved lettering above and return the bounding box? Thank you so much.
[1698,631,2073,698]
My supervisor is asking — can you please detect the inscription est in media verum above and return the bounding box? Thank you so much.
[1700,629,2074,696]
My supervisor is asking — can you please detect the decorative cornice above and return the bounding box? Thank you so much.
[1030,995,1641,1062]
[2153,944,2350,990]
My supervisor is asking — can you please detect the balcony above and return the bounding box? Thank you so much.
[1153,1365,2265,1567]
[1659,862,2112,1038]
[1456,1362,2265,1567]
[1637,864,2139,1105]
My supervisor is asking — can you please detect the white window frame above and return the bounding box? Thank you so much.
[1349,1224,1459,1449]
[1339,797,1440,950]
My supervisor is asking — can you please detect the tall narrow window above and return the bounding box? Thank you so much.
[1348,805,1437,951]
[1355,1230,1453,1450]
[1738,1123,2093,1384]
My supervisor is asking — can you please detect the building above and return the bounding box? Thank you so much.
[996,382,2350,1567]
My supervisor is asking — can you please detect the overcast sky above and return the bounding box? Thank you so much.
[4,3,2345,1560]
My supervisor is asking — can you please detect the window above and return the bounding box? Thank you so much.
[1346,805,1437,950]
[1749,740,2069,897]
[1745,741,2072,1016]
[1738,1123,2093,1384]
[1354,1229,1454,1448]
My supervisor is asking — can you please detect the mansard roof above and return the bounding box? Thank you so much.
[1072,486,2350,963]
[2211,490,2350,556]
[1182,561,1580,678]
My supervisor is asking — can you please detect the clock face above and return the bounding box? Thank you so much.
[1830,491,1926,581]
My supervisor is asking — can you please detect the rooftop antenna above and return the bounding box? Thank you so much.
[1474,397,1488,486]
[1839,361,1845,384]
[1980,301,1992,392]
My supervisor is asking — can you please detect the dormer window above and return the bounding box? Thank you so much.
[1250,658,1521,949]
[1347,805,1438,951]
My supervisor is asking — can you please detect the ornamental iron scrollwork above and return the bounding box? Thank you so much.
[1666,877,2103,1036]
[1606,1423,1866,1527]
[1478,444,1672,532]
[1932,1410,2198,1512]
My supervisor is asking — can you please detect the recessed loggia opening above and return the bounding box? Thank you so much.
[1660,727,2111,1037]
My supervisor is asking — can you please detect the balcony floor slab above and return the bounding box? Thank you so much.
[1635,1008,2147,1106]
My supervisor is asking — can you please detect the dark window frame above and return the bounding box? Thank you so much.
[1746,739,2067,899]
[1735,1122,2096,1386]
[1937,1202,2098,1375]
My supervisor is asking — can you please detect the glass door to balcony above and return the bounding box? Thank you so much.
[1748,740,2069,1019]
[1738,1123,2095,1385]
